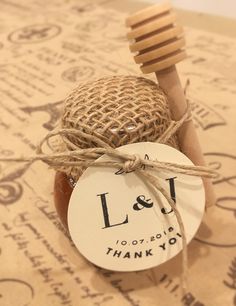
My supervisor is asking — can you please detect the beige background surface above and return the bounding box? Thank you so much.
[0,0,235,305]
[142,0,236,19]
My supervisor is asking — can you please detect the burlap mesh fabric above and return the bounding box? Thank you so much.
[59,75,179,180]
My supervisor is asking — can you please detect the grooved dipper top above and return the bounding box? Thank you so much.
[126,1,186,73]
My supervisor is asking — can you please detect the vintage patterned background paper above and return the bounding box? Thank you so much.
[0,0,235,305]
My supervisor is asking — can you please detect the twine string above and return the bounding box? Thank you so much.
[0,107,217,292]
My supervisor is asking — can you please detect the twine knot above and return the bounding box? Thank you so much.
[123,154,142,172]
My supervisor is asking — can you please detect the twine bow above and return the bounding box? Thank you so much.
[0,107,217,291]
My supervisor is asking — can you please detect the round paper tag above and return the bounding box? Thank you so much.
[68,142,205,271]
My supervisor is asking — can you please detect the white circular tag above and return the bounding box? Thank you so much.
[68,142,205,271]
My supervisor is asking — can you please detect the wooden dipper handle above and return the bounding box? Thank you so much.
[126,2,216,207]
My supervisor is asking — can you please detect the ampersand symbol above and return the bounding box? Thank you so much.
[133,195,153,211]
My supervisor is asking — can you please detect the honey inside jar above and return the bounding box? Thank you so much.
[54,172,73,229]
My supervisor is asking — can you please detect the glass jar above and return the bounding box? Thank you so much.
[53,76,178,229]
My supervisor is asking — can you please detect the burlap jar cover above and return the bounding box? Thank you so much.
[53,75,179,181]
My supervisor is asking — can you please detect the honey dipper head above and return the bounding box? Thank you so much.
[126,1,186,74]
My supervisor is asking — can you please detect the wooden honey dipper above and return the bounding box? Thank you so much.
[126,2,216,207]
